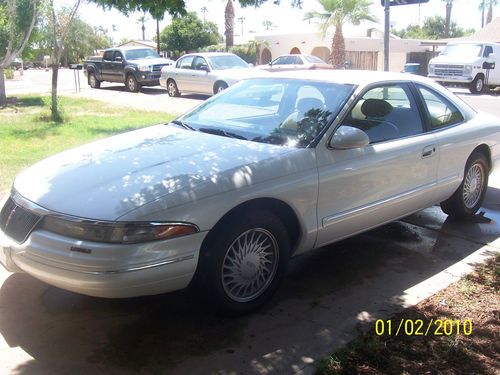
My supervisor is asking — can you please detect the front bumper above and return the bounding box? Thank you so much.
[135,71,162,86]
[0,227,206,298]
[428,74,473,84]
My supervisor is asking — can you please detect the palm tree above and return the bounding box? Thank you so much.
[225,0,235,49]
[137,14,148,40]
[201,6,208,22]
[443,0,453,38]
[305,0,376,69]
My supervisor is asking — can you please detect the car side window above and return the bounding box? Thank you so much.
[417,86,464,129]
[291,56,303,65]
[192,56,208,70]
[113,51,123,61]
[103,51,113,61]
[177,56,194,69]
[341,84,423,144]
[273,56,286,65]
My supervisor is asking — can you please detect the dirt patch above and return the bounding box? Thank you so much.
[317,254,500,374]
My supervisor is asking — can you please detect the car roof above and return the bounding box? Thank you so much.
[181,52,237,58]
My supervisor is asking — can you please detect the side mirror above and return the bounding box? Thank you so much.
[329,125,369,149]
[115,56,122,62]
[200,64,210,72]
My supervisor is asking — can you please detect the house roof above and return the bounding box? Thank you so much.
[117,40,157,49]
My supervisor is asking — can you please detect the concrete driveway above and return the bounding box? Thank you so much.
[1,69,500,374]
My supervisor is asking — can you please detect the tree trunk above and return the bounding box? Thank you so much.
[487,1,493,24]
[0,68,6,106]
[51,64,59,119]
[445,1,452,38]
[330,24,346,69]
[225,0,234,50]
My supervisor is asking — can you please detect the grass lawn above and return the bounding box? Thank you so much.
[0,95,173,194]
[317,254,500,375]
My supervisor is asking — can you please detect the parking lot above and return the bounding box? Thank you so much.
[1,69,500,374]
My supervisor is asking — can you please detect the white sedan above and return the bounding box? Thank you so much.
[159,52,267,96]
[1,71,499,315]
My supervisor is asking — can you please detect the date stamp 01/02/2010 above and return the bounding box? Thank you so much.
[374,319,473,336]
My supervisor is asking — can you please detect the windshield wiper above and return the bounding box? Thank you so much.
[199,127,247,140]
[170,120,196,131]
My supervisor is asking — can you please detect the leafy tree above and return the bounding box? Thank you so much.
[0,0,40,105]
[305,0,376,69]
[160,12,220,56]
[392,16,475,39]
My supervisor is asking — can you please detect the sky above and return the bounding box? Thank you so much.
[67,0,494,44]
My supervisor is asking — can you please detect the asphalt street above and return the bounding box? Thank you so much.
[0,68,499,374]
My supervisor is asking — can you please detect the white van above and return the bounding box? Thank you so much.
[428,42,499,94]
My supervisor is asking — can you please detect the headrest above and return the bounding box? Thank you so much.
[297,97,324,115]
[361,98,393,118]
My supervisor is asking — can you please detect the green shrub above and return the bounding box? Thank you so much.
[4,68,14,79]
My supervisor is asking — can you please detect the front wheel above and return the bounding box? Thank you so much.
[440,152,489,218]
[214,81,228,94]
[200,210,290,315]
[469,75,485,94]
[126,74,140,92]
[167,79,180,97]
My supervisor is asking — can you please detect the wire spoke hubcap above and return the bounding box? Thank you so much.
[221,228,279,303]
[463,163,484,209]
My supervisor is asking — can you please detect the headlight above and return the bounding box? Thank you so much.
[463,64,472,75]
[428,64,435,74]
[41,216,199,244]
[137,65,151,72]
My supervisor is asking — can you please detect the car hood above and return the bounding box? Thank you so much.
[13,125,295,221]
[430,55,481,64]
[130,57,173,66]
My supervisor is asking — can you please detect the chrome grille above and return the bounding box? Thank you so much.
[152,64,167,72]
[0,197,42,243]
[434,64,464,77]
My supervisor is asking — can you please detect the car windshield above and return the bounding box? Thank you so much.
[124,49,161,60]
[208,55,249,70]
[305,55,326,63]
[177,78,354,147]
[440,44,483,58]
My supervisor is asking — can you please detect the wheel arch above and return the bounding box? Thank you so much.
[200,197,302,257]
[471,144,492,172]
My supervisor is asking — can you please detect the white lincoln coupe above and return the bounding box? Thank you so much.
[1,70,499,315]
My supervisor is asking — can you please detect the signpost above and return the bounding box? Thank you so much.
[382,0,429,71]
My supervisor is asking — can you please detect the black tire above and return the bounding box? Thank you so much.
[88,71,101,88]
[440,152,489,218]
[126,74,140,92]
[198,210,290,316]
[167,79,180,97]
[214,81,228,94]
[469,75,485,94]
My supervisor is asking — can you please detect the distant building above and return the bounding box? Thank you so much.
[117,40,157,49]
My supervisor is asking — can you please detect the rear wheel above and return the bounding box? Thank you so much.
[88,71,101,88]
[126,74,140,92]
[440,152,488,218]
[199,210,289,315]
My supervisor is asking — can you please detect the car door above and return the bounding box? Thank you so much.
[172,55,195,92]
[190,56,212,94]
[109,51,124,82]
[315,82,440,247]
[101,50,114,80]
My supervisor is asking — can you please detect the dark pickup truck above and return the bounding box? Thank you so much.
[83,47,174,92]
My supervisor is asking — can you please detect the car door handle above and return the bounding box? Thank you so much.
[422,145,437,158]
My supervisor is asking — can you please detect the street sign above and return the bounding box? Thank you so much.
[381,0,429,6]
